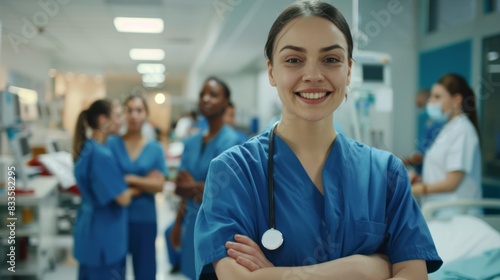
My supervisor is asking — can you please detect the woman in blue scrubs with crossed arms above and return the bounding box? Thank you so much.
[107,95,168,280]
[73,99,135,280]
[174,77,244,279]
[195,1,442,279]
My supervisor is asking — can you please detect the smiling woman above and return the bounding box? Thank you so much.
[194,1,443,280]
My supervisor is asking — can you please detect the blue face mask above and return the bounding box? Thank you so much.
[426,103,449,122]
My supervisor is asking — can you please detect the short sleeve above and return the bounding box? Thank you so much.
[90,150,127,206]
[194,157,257,279]
[446,133,472,173]
[384,158,443,273]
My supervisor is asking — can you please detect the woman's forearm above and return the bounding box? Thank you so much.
[427,171,464,194]
[215,255,391,280]
[127,175,164,193]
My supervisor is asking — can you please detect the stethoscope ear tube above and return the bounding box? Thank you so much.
[262,123,284,251]
[268,123,277,230]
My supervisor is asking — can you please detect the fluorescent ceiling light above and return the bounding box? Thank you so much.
[143,82,161,88]
[114,17,164,33]
[137,63,166,74]
[142,74,165,84]
[130,49,165,61]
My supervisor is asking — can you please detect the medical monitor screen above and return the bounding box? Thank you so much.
[363,65,384,82]
[52,141,60,152]
[19,136,31,157]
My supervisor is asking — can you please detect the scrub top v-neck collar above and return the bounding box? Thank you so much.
[272,132,340,197]
[119,137,150,164]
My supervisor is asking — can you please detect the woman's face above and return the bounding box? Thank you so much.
[429,84,456,114]
[109,105,124,135]
[267,16,352,122]
[125,97,148,132]
[198,80,228,119]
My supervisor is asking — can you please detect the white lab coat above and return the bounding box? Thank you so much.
[421,114,482,214]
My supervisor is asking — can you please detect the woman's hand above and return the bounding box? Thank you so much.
[408,171,421,185]
[411,182,426,196]
[176,170,195,185]
[129,187,142,197]
[225,234,274,272]
[175,170,204,200]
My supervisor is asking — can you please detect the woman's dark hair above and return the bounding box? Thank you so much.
[204,76,231,100]
[264,0,353,64]
[72,99,112,161]
[124,94,149,115]
[437,73,480,135]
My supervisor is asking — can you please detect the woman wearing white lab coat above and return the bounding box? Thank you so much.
[412,73,481,215]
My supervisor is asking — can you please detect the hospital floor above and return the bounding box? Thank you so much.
[44,190,189,280]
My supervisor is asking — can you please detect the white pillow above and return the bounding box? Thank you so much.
[428,215,500,264]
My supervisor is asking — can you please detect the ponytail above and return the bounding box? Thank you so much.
[72,99,113,162]
[437,73,480,137]
[73,110,88,162]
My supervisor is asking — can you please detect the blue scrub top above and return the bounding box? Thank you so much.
[73,139,128,266]
[107,136,168,223]
[179,125,244,279]
[195,131,443,278]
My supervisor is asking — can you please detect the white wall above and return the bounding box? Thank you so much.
[358,0,418,157]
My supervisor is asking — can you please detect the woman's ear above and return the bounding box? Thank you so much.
[346,58,353,86]
[97,114,110,131]
[267,60,276,87]
[453,93,464,109]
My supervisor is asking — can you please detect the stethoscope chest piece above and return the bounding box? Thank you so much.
[261,228,283,251]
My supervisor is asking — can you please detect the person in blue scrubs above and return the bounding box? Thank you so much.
[194,2,443,279]
[173,76,244,279]
[107,95,168,280]
[72,99,135,280]
[223,101,250,143]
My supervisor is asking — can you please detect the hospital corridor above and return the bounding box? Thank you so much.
[1,0,500,279]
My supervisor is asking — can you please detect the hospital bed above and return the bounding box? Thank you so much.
[422,199,500,279]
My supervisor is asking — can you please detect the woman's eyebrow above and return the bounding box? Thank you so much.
[279,45,306,53]
[320,44,345,53]
[278,44,346,53]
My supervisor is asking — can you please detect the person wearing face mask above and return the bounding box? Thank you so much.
[412,73,482,216]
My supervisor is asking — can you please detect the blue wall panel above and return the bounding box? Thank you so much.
[419,40,472,89]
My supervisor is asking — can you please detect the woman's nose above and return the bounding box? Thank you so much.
[302,62,325,83]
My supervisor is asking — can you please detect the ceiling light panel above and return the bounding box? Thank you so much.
[137,63,166,74]
[114,17,164,33]
[129,49,165,61]
[142,74,165,84]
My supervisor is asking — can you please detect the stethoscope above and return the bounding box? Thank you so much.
[261,123,284,251]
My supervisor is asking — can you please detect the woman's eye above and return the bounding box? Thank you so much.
[286,58,300,63]
[324,57,339,63]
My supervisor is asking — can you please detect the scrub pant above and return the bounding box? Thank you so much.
[78,258,126,280]
[165,221,181,268]
[129,222,157,280]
